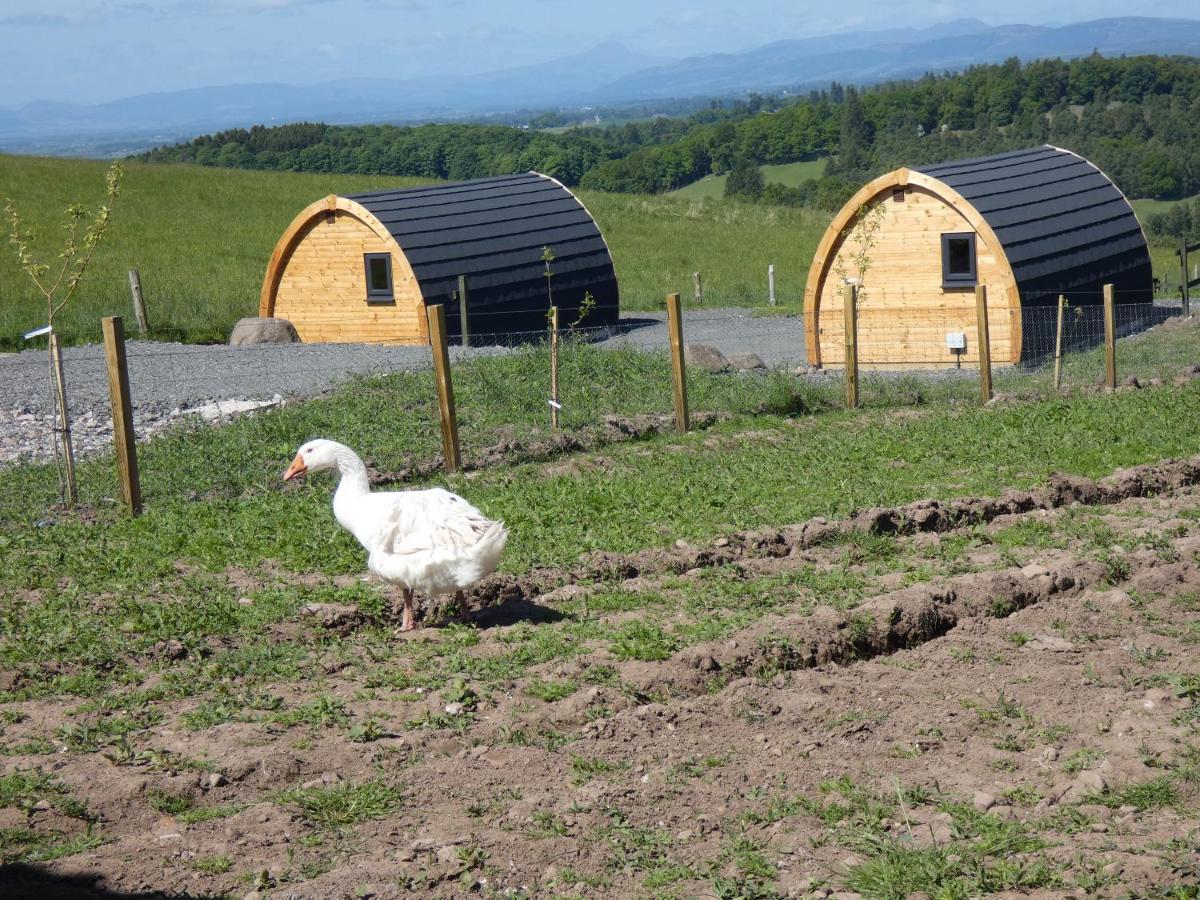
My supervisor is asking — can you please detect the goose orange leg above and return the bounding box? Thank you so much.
[399,589,418,633]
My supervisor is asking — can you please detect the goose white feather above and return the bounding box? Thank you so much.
[283,439,507,629]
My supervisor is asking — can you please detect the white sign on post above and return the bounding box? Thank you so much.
[946,332,966,350]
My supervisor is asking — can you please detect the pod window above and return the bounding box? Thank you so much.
[941,232,976,287]
[364,253,394,302]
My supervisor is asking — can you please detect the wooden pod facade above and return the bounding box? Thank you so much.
[260,172,619,344]
[804,146,1152,368]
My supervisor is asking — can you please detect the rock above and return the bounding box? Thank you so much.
[301,602,363,635]
[1122,375,1141,389]
[189,396,283,423]
[229,317,300,346]
[1061,769,1108,803]
[1142,688,1171,710]
[727,351,767,371]
[207,772,228,789]
[685,343,730,373]
[155,639,188,660]
[1022,634,1077,652]
[972,791,996,811]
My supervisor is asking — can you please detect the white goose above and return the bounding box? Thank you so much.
[283,439,508,631]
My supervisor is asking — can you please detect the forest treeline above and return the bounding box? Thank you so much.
[137,54,1200,207]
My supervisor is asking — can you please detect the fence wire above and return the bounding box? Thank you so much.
[0,297,1194,525]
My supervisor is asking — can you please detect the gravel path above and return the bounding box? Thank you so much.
[0,309,807,464]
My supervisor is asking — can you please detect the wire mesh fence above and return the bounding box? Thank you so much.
[0,294,1195,526]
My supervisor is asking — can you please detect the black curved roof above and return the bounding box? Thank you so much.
[348,172,618,335]
[917,146,1151,307]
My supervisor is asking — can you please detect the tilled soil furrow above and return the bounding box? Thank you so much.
[463,452,1200,613]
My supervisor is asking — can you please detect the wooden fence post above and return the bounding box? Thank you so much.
[1053,294,1066,392]
[102,316,142,515]
[48,333,78,505]
[549,306,560,430]
[1182,239,1190,319]
[693,271,703,306]
[666,292,689,433]
[457,274,470,346]
[127,269,149,334]
[975,284,992,403]
[1103,283,1116,389]
[426,304,461,472]
[768,264,776,306]
[843,284,859,410]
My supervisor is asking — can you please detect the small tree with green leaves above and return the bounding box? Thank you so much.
[832,199,886,304]
[5,162,123,505]
[541,245,555,309]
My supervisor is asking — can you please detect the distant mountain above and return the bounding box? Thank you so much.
[592,17,1200,100]
[4,17,1200,156]
[0,41,667,154]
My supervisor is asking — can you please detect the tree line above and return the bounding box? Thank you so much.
[137,54,1200,207]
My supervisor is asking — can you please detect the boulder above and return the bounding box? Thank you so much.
[727,351,767,371]
[229,317,299,346]
[685,343,730,373]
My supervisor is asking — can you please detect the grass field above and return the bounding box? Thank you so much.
[669,159,828,200]
[1129,194,1198,221]
[0,155,826,348]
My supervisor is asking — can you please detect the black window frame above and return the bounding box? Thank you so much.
[941,232,977,288]
[363,252,395,303]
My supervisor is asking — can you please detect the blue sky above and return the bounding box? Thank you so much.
[2,0,1199,107]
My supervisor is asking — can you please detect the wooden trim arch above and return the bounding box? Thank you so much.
[803,168,1024,367]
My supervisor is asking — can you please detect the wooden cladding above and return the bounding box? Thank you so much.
[806,175,1022,368]
[262,202,427,345]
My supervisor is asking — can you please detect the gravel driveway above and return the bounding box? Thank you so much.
[0,308,807,463]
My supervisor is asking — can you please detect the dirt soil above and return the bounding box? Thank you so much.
[2,459,1200,898]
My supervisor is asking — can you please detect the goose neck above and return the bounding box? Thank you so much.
[333,446,371,497]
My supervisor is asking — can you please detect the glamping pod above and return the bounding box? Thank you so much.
[260,172,619,344]
[804,146,1153,367]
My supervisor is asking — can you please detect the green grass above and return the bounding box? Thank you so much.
[1130,195,1200,297]
[670,159,828,200]
[1130,194,1199,221]
[0,316,1199,702]
[0,155,826,346]
[2,375,1200,693]
[524,677,579,702]
[276,779,403,828]
[0,155,432,348]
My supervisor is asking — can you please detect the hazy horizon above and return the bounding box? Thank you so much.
[5,2,1200,108]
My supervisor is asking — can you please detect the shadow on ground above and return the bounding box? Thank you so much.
[0,864,218,900]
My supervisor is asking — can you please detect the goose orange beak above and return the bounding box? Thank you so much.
[283,454,307,481]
